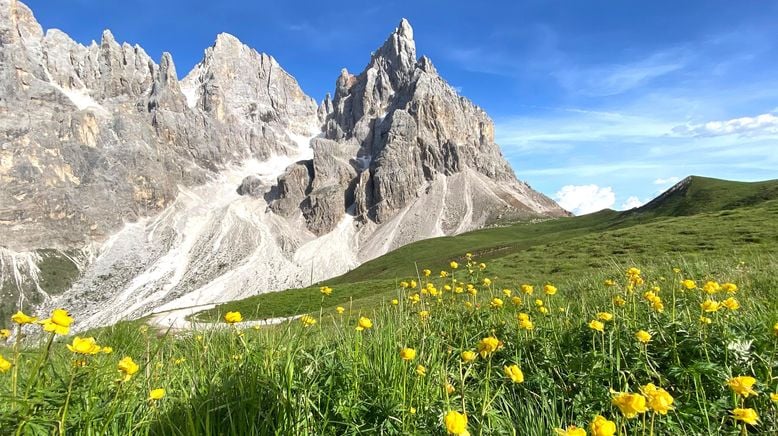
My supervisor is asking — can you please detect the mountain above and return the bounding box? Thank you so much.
[0,0,566,329]
[200,176,778,321]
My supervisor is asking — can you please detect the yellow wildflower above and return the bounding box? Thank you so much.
[641,383,674,415]
[355,316,373,331]
[699,316,712,324]
[503,364,524,383]
[490,298,504,309]
[39,308,73,336]
[149,388,166,401]
[117,356,140,382]
[612,392,648,418]
[613,295,626,307]
[728,376,757,397]
[224,311,242,324]
[721,282,738,293]
[702,281,721,294]
[400,348,416,361]
[419,310,430,321]
[535,299,544,307]
[101,346,113,354]
[461,350,477,362]
[476,336,501,358]
[538,306,549,315]
[544,284,558,295]
[66,337,102,355]
[521,284,534,295]
[554,426,586,436]
[444,410,468,435]
[450,261,459,269]
[502,288,512,297]
[391,298,399,306]
[590,415,616,436]
[732,408,759,425]
[681,279,696,290]
[0,329,9,339]
[588,320,604,332]
[410,280,417,288]
[604,279,615,287]
[482,278,492,286]
[11,310,37,325]
[336,306,345,314]
[300,315,317,327]
[700,299,720,313]
[519,319,535,330]
[0,355,12,372]
[597,312,613,322]
[635,330,652,344]
[422,269,431,277]
[415,364,426,376]
[319,286,333,296]
[511,296,522,306]
[721,297,740,310]
[770,392,778,402]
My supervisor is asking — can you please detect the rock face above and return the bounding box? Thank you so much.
[0,1,567,330]
[269,19,562,235]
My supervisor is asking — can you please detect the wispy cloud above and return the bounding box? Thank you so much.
[672,112,778,137]
[553,49,690,97]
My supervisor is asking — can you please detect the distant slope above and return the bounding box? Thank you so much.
[626,176,778,217]
[198,176,778,321]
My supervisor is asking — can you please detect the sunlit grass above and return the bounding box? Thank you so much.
[1,254,777,435]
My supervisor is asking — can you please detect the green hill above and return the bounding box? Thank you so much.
[200,176,778,321]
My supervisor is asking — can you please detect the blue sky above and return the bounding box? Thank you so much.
[25,0,778,214]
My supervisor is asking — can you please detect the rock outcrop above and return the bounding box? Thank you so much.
[0,1,567,330]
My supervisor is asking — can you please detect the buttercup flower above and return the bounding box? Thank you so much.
[700,300,720,313]
[482,278,492,286]
[419,310,430,321]
[521,284,534,295]
[319,286,333,296]
[117,356,140,382]
[356,316,373,331]
[450,261,459,269]
[554,426,586,436]
[490,298,503,309]
[721,282,738,293]
[391,299,399,306]
[101,346,113,354]
[612,392,648,418]
[300,315,317,327]
[336,306,345,314]
[770,392,778,402]
[588,320,604,333]
[728,376,757,397]
[699,316,712,324]
[590,415,616,436]
[681,279,696,290]
[461,350,477,362]
[400,348,416,361]
[39,308,73,336]
[422,269,431,277]
[444,410,468,435]
[415,364,426,376]
[721,297,740,310]
[445,382,456,394]
[67,337,102,355]
[702,281,721,294]
[519,319,535,330]
[544,284,558,295]
[502,288,512,297]
[732,408,759,425]
[613,295,626,307]
[149,388,166,401]
[0,355,12,372]
[476,336,501,358]
[11,310,37,325]
[503,364,524,383]
[597,312,613,322]
[511,296,522,306]
[224,311,242,324]
[635,330,652,344]
[641,383,674,415]
[0,329,9,339]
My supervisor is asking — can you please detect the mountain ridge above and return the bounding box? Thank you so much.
[0,0,566,330]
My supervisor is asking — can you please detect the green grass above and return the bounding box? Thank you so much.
[2,255,777,435]
[200,177,778,322]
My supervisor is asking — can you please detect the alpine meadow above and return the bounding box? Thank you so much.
[2,0,778,435]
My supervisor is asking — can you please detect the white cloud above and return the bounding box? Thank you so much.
[553,184,615,215]
[673,113,778,137]
[653,176,680,186]
[620,196,645,210]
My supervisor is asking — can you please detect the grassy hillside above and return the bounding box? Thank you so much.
[200,176,778,322]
